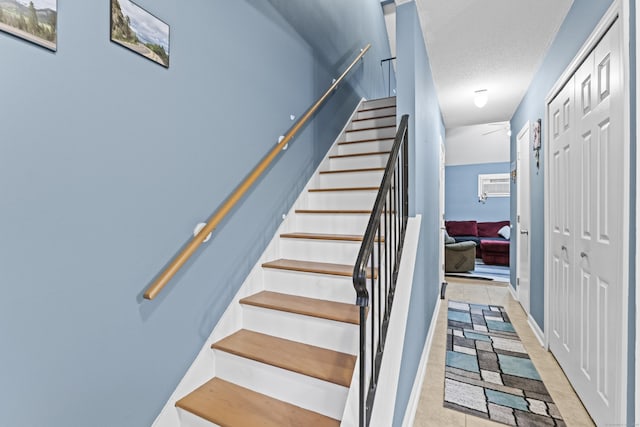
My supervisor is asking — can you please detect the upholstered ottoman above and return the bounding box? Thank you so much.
[480,240,510,266]
[445,241,477,272]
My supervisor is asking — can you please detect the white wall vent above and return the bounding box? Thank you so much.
[478,173,510,198]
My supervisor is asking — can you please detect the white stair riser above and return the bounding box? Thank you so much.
[176,408,221,427]
[263,269,357,304]
[318,170,384,188]
[357,106,396,120]
[338,140,394,156]
[344,127,396,142]
[279,238,361,265]
[306,190,378,210]
[279,238,385,267]
[242,305,359,354]
[329,154,389,170]
[214,351,349,420]
[361,97,396,110]
[293,213,371,235]
[349,116,396,130]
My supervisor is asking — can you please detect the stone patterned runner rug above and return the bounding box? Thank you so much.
[444,300,565,426]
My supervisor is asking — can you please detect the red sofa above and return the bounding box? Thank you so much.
[445,220,510,266]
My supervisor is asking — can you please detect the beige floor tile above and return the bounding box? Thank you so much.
[464,415,507,427]
[413,278,594,427]
[413,404,465,427]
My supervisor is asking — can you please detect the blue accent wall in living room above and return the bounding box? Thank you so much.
[0,1,392,426]
[445,162,511,222]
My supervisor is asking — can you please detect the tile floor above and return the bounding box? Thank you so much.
[413,277,595,426]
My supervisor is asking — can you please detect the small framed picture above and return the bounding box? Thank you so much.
[533,118,541,151]
[0,0,57,51]
[533,118,542,170]
[111,0,169,68]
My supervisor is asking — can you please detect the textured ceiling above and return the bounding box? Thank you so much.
[413,0,573,128]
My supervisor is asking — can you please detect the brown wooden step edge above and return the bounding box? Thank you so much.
[212,330,356,387]
[241,291,360,324]
[346,124,396,133]
[176,377,340,427]
[280,232,384,243]
[338,137,394,145]
[329,151,390,159]
[308,186,379,192]
[352,114,396,122]
[262,258,377,280]
[320,167,385,174]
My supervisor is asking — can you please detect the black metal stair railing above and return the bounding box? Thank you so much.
[353,114,409,426]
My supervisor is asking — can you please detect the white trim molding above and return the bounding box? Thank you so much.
[528,314,545,348]
[509,282,518,302]
[401,297,442,427]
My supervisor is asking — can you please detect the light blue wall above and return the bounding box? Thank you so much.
[445,162,511,222]
[0,1,391,425]
[510,0,636,423]
[393,2,445,425]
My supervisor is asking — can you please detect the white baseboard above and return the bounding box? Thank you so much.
[401,297,442,427]
[509,282,518,301]
[528,314,545,348]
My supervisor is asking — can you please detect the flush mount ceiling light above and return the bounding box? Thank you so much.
[474,89,488,108]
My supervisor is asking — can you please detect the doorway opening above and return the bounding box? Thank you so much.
[442,122,512,284]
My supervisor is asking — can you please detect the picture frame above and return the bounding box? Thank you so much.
[0,0,57,51]
[110,0,169,68]
[533,118,541,170]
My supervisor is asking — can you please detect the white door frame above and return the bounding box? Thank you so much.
[439,138,446,286]
[544,0,630,422]
[516,122,531,314]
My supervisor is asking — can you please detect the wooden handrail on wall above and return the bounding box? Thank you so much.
[144,44,372,300]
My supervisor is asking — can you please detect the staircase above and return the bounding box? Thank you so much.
[170,97,397,427]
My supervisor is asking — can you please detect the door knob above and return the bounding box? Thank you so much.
[520,230,529,235]
[580,251,588,258]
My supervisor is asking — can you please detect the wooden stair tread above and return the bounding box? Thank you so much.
[329,151,390,159]
[308,186,379,192]
[280,231,383,242]
[176,377,339,427]
[212,330,356,387]
[240,291,360,325]
[295,209,373,214]
[345,124,396,133]
[262,258,376,279]
[320,167,385,174]
[338,137,394,145]
[352,114,396,122]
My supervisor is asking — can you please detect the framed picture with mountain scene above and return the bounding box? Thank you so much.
[110,0,169,68]
[0,0,57,51]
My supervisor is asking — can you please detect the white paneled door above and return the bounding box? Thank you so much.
[516,123,531,314]
[548,20,624,426]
